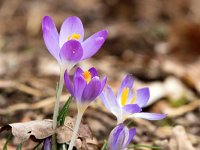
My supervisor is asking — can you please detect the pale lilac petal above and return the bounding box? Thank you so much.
[126,90,135,104]
[100,76,107,92]
[59,40,83,63]
[82,77,101,102]
[118,75,134,98]
[135,88,150,107]
[99,92,110,111]
[74,76,86,102]
[99,85,120,117]
[81,30,108,60]
[89,67,98,77]
[59,16,84,47]
[122,104,142,114]
[125,128,136,147]
[64,70,74,95]
[105,86,120,108]
[133,113,167,120]
[42,16,60,61]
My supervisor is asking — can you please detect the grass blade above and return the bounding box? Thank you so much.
[101,140,108,150]
[3,134,13,150]
[16,143,23,150]
[129,144,162,150]
[57,96,72,125]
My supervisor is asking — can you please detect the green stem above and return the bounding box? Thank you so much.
[68,110,84,150]
[129,144,162,149]
[53,66,65,129]
[52,66,65,150]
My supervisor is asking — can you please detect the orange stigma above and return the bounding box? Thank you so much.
[82,70,91,83]
[67,33,81,41]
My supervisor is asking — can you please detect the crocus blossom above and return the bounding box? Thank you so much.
[42,16,108,71]
[108,124,136,150]
[64,67,107,111]
[100,74,166,124]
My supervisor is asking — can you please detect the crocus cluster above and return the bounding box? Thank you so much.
[42,15,166,150]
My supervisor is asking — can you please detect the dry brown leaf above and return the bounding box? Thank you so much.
[0,119,54,144]
[56,116,93,149]
[0,117,94,149]
[169,126,195,150]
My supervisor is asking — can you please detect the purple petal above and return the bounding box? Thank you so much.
[74,67,83,79]
[100,76,107,92]
[43,137,51,150]
[59,40,83,63]
[108,124,124,150]
[133,113,167,120]
[125,128,136,147]
[42,16,60,61]
[74,76,86,102]
[122,104,142,114]
[59,16,84,47]
[64,70,74,95]
[82,77,101,102]
[88,67,98,77]
[118,75,134,98]
[81,30,108,60]
[135,88,150,107]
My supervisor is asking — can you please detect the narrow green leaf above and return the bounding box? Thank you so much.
[16,143,23,150]
[57,96,72,125]
[3,134,13,150]
[33,142,42,150]
[101,140,108,150]
[129,144,162,150]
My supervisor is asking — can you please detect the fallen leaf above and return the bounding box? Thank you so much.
[56,116,93,149]
[0,119,54,144]
[169,126,195,150]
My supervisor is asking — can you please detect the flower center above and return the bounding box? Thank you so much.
[82,70,91,84]
[67,33,81,41]
[121,87,129,106]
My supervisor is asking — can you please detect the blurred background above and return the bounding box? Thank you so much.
[0,0,200,149]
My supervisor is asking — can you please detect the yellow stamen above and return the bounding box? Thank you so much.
[82,71,91,84]
[130,94,137,104]
[67,33,81,41]
[121,88,129,106]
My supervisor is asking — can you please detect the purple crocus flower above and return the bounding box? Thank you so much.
[108,124,136,150]
[100,74,166,124]
[64,67,107,111]
[42,16,108,71]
